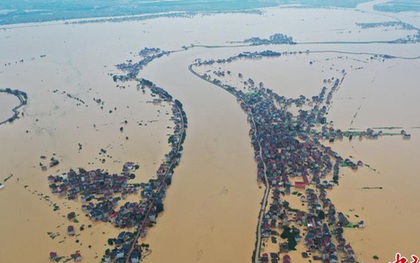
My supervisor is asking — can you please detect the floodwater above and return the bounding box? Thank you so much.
[140,49,262,263]
[196,50,420,262]
[0,2,419,263]
[0,93,19,123]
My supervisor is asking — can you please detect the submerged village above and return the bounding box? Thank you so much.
[46,48,188,263]
[189,50,410,263]
[40,47,411,263]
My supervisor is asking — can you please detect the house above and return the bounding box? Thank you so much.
[338,212,350,226]
[295,181,306,189]
[149,214,157,223]
[130,251,140,263]
[67,225,75,235]
[49,252,58,261]
[47,175,55,183]
[344,244,356,259]
[283,254,291,263]
[116,250,125,259]
[302,174,309,184]
[403,133,411,139]
[261,253,269,263]
[73,253,82,262]
[50,159,60,167]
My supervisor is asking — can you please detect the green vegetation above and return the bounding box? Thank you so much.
[343,222,356,228]
[372,126,402,130]
[47,232,60,240]
[340,162,349,167]
[280,226,298,250]
[156,203,164,214]
[373,255,379,260]
[0,0,275,25]
[0,0,371,25]
[164,176,172,186]
[357,22,416,31]
[374,0,420,13]
[53,203,60,211]
[168,135,176,144]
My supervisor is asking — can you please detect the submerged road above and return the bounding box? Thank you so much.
[250,117,270,263]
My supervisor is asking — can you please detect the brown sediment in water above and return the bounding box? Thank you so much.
[0,4,419,263]
[139,50,262,263]
[0,93,20,123]
[180,47,420,262]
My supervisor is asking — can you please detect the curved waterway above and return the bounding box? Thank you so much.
[0,93,20,124]
[140,49,262,263]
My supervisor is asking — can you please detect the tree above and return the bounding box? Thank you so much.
[164,176,172,186]
[156,203,164,214]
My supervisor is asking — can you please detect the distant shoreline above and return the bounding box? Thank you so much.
[0,0,379,27]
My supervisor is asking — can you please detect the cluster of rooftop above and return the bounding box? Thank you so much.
[48,72,187,262]
[241,33,297,46]
[189,51,371,263]
[102,78,187,263]
[113,48,171,82]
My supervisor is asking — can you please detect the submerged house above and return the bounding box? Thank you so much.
[49,252,58,261]
[344,244,356,260]
[295,181,306,189]
[67,225,75,236]
[73,253,82,262]
[283,254,291,263]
